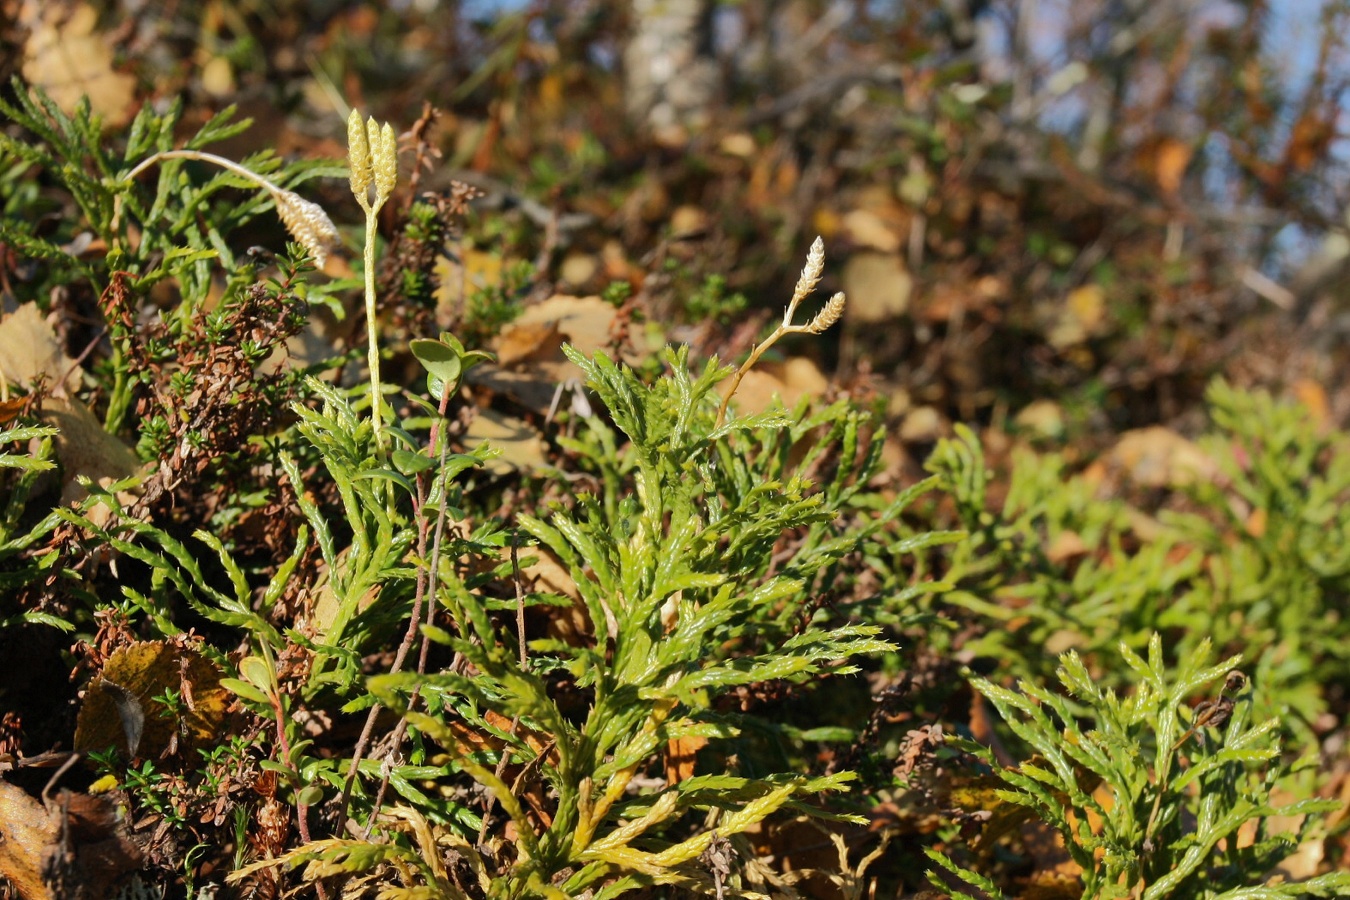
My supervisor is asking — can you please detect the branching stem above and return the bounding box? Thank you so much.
[338,383,453,838]
[714,237,843,429]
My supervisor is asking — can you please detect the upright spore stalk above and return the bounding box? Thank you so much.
[346,110,400,454]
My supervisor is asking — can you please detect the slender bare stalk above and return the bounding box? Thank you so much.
[358,427,456,841]
[347,111,400,455]
[118,149,338,265]
[477,535,529,845]
[337,381,453,837]
[265,685,329,900]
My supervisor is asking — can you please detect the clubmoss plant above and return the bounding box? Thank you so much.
[0,421,67,623]
[929,636,1350,900]
[0,80,346,435]
[347,109,400,452]
[237,349,922,897]
[5,75,1348,900]
[925,380,1350,753]
[229,243,950,899]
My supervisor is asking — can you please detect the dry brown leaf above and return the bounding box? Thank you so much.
[916,281,969,324]
[512,294,617,356]
[444,710,561,775]
[899,406,942,443]
[1110,426,1216,489]
[600,239,639,284]
[1019,808,1080,875]
[74,641,228,760]
[1046,530,1089,565]
[1154,138,1193,198]
[812,208,844,240]
[433,247,505,327]
[0,397,30,425]
[515,545,579,600]
[199,54,235,99]
[1067,284,1106,331]
[622,178,672,225]
[309,549,381,636]
[718,133,756,158]
[0,779,54,900]
[842,208,902,253]
[511,545,590,645]
[559,252,599,288]
[463,408,548,474]
[1325,765,1350,833]
[20,2,136,129]
[782,356,829,394]
[670,205,709,238]
[1015,400,1066,439]
[473,295,631,414]
[467,367,567,418]
[664,735,708,785]
[495,320,565,368]
[544,598,593,648]
[0,304,81,395]
[0,783,148,900]
[842,253,911,322]
[1047,284,1106,349]
[719,370,785,418]
[1292,378,1330,426]
[1044,629,1087,655]
[1245,506,1268,539]
[0,306,142,513]
[1019,871,1087,900]
[718,357,829,417]
[1269,839,1327,881]
[483,710,554,761]
[40,395,141,512]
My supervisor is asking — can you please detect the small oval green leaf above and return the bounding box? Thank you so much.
[296,784,325,807]
[392,448,435,475]
[220,677,271,706]
[411,338,463,385]
[238,656,275,693]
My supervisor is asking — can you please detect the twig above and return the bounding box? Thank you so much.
[477,533,530,845]
[359,424,457,841]
[1239,265,1296,310]
[266,685,328,900]
[40,752,81,807]
[438,168,595,237]
[1141,671,1247,857]
[336,382,454,837]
